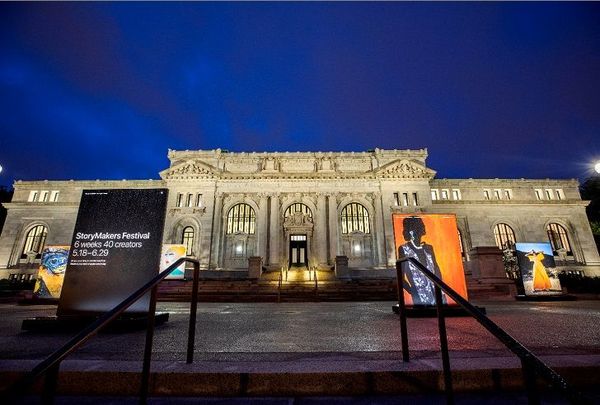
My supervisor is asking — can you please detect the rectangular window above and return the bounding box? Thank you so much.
[504,189,512,200]
[412,192,418,206]
[176,193,183,207]
[535,189,542,200]
[187,193,194,207]
[50,191,59,202]
[452,189,461,200]
[28,191,38,202]
[494,189,501,199]
[40,191,49,202]
[555,189,563,200]
[431,189,439,201]
[393,192,400,206]
[402,192,409,206]
[545,189,553,200]
[483,190,490,200]
[196,194,203,207]
[441,189,449,200]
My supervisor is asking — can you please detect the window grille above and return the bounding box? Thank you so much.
[546,223,572,255]
[493,223,516,250]
[21,225,48,258]
[182,227,195,256]
[340,203,370,234]
[226,203,256,234]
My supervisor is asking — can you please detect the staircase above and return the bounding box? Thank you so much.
[157,271,399,302]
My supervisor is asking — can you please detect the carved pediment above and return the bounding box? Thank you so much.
[160,160,219,180]
[376,159,436,179]
[283,212,314,228]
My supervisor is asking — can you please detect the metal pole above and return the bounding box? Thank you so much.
[41,362,60,405]
[522,353,540,405]
[139,285,158,404]
[187,261,200,364]
[434,285,454,405]
[396,261,409,362]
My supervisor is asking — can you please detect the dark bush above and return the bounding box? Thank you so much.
[558,273,600,294]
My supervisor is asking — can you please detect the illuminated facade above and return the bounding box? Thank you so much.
[1,148,599,279]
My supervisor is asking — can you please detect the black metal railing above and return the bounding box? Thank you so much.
[396,258,589,405]
[3,257,200,405]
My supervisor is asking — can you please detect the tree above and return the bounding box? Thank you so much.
[580,176,600,242]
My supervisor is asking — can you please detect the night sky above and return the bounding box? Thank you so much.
[1,2,599,186]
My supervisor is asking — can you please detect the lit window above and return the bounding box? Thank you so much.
[545,189,553,200]
[196,194,203,207]
[181,227,195,256]
[494,189,501,199]
[535,189,542,200]
[431,189,439,201]
[555,189,563,200]
[340,203,370,234]
[412,192,418,206]
[546,223,572,255]
[483,190,490,200]
[40,191,49,202]
[402,192,409,206]
[176,193,183,207]
[452,189,461,200]
[28,191,38,202]
[441,190,449,200]
[493,223,516,250]
[21,225,48,259]
[187,193,194,207]
[393,193,400,206]
[284,203,313,218]
[50,191,59,202]
[504,189,512,200]
[227,203,256,234]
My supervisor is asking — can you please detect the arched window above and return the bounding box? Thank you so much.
[493,223,516,250]
[226,203,256,234]
[181,226,195,256]
[21,225,48,258]
[340,203,370,234]
[546,223,572,255]
[284,203,313,218]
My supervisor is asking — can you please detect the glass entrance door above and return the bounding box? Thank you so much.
[289,234,307,267]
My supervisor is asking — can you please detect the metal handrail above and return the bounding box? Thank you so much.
[396,258,588,405]
[3,257,201,404]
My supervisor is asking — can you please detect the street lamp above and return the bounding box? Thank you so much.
[595,161,600,174]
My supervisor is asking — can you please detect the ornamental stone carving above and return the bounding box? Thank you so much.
[376,159,436,179]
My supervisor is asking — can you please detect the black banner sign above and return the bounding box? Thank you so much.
[57,189,168,316]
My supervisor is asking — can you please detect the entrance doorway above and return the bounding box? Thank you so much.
[289,234,307,268]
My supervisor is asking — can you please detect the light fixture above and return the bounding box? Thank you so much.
[354,244,361,253]
[0,164,3,174]
[236,244,243,253]
[595,162,600,174]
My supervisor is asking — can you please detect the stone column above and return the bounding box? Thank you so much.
[269,193,281,268]
[328,194,340,261]
[316,193,328,267]
[209,192,224,269]
[257,194,269,262]
[373,192,387,267]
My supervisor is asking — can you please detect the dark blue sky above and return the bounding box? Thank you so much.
[1,2,599,185]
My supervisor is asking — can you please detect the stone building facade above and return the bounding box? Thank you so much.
[1,148,599,280]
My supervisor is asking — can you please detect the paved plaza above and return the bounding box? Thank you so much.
[1,300,599,403]
[0,300,599,361]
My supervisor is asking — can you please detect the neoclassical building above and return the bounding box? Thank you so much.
[1,148,599,280]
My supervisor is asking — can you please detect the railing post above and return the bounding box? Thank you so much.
[434,284,454,405]
[187,260,200,364]
[395,261,409,362]
[521,353,540,405]
[139,284,158,404]
[41,362,60,405]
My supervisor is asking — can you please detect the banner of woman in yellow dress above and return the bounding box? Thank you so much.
[515,242,562,296]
